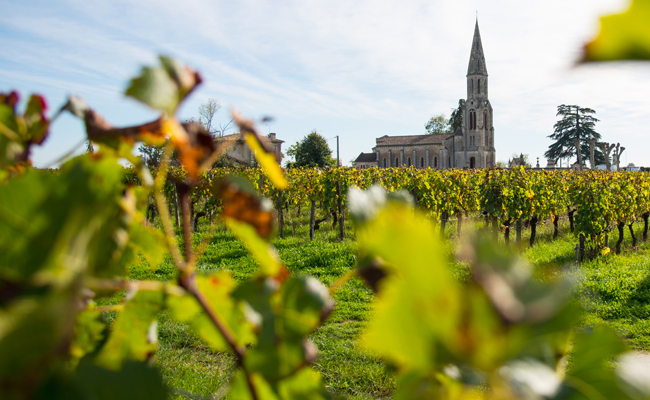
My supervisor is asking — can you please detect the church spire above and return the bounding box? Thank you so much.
[467,20,487,76]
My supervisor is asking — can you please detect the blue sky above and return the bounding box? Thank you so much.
[2,0,647,168]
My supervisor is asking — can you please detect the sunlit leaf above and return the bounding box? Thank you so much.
[232,111,288,189]
[225,218,284,278]
[359,203,461,370]
[583,0,650,61]
[245,134,288,189]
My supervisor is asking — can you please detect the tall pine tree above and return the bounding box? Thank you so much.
[545,104,605,166]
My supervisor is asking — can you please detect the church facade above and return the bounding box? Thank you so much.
[354,21,496,169]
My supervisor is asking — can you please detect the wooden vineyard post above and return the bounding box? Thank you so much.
[309,200,316,241]
[552,214,559,240]
[336,181,345,240]
[504,219,511,245]
[278,190,284,239]
[643,212,649,241]
[293,221,296,237]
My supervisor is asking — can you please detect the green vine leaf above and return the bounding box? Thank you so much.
[125,56,201,115]
[94,290,164,371]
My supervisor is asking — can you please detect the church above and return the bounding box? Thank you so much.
[354,21,496,169]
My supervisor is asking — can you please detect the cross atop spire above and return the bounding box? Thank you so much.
[467,20,487,76]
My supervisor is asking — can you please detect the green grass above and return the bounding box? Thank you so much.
[123,211,650,399]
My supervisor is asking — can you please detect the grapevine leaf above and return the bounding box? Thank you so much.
[168,272,256,351]
[0,294,73,382]
[228,372,279,400]
[74,361,168,400]
[126,223,168,270]
[277,368,329,399]
[228,369,329,400]
[582,0,650,62]
[233,276,332,383]
[226,218,285,278]
[359,203,460,370]
[214,176,274,239]
[70,310,109,361]
[164,119,215,179]
[281,276,334,336]
[559,326,629,399]
[232,110,288,189]
[93,290,164,370]
[24,94,49,145]
[125,55,201,115]
[82,109,167,148]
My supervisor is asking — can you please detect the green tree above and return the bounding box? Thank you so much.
[449,99,465,133]
[545,104,605,166]
[424,114,449,135]
[286,130,334,168]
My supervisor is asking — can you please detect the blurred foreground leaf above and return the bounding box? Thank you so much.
[583,0,650,61]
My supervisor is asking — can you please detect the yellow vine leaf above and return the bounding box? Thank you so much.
[225,217,283,277]
[245,134,288,189]
[583,0,650,61]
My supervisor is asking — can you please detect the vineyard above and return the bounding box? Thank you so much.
[147,166,650,257]
[4,53,650,400]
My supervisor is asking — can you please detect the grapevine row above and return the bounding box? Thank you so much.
[135,166,650,255]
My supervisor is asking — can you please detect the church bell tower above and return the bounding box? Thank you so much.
[462,20,495,168]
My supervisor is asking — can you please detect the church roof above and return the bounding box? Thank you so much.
[375,134,452,147]
[467,20,487,76]
[354,152,377,162]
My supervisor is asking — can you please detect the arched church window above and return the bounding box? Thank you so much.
[395,157,399,167]
[434,157,438,168]
[469,109,476,130]
[383,158,387,168]
[408,157,411,167]
[478,79,481,94]
[448,157,451,168]
[420,157,424,168]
